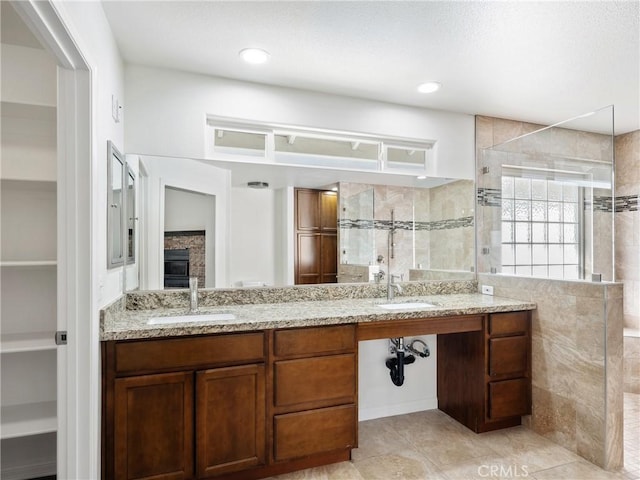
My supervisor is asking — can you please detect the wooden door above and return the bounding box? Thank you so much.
[114,372,194,480]
[196,364,266,478]
[294,188,337,284]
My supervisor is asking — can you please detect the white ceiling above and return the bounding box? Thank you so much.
[102,0,640,134]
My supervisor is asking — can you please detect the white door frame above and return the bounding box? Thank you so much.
[11,1,94,478]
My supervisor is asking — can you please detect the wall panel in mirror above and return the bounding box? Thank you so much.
[107,141,125,268]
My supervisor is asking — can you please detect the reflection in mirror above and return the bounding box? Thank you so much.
[163,187,215,289]
[126,166,136,262]
[338,181,476,283]
[107,141,124,268]
[131,155,476,291]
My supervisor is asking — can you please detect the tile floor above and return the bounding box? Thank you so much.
[270,393,640,480]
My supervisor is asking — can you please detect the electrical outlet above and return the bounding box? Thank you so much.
[481,285,494,295]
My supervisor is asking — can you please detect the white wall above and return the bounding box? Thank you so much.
[359,336,437,421]
[140,155,230,289]
[124,65,475,179]
[165,187,215,231]
[55,1,126,305]
[230,187,277,287]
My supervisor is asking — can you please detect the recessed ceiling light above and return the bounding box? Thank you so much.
[417,175,427,180]
[417,82,441,94]
[239,48,270,65]
[331,187,338,192]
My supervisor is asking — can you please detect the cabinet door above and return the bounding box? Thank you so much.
[320,234,337,283]
[196,364,266,478]
[320,191,338,231]
[114,372,193,480]
[295,189,320,231]
[296,233,321,284]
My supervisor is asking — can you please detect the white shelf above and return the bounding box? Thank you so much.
[1,401,57,439]
[0,260,57,267]
[1,332,56,353]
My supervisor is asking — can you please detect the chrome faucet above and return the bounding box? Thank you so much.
[387,274,403,300]
[189,276,199,313]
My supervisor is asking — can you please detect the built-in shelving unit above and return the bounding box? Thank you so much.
[1,402,57,440]
[0,260,57,267]
[1,26,59,477]
[1,332,57,353]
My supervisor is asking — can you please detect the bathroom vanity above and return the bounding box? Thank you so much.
[101,288,534,480]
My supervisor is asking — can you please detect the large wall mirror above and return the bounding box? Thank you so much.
[125,153,476,291]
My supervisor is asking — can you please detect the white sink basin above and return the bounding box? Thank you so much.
[147,313,236,325]
[377,302,436,310]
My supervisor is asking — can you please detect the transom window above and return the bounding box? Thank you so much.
[501,175,582,279]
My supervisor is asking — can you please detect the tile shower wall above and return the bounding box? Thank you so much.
[478,274,623,471]
[615,129,640,396]
[615,130,640,331]
[339,181,474,281]
[426,180,474,271]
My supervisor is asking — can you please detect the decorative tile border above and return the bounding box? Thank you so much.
[590,196,613,212]
[477,188,638,214]
[477,187,501,207]
[589,195,639,213]
[614,194,638,212]
[338,217,474,232]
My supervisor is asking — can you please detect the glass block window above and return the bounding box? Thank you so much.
[501,176,582,279]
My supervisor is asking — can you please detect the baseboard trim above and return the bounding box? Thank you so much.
[359,397,438,421]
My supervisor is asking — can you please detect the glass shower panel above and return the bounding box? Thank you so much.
[477,105,614,280]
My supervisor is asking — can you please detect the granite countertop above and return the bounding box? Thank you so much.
[100,293,536,341]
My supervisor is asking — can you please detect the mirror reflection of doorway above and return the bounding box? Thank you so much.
[164,187,215,288]
[294,188,338,284]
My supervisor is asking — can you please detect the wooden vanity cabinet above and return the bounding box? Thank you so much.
[271,325,357,463]
[102,332,267,480]
[438,310,531,433]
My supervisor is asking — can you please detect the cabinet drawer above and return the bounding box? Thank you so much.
[488,378,530,419]
[115,333,265,374]
[488,336,528,376]
[489,312,529,336]
[274,404,356,461]
[275,354,356,408]
[274,325,355,358]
